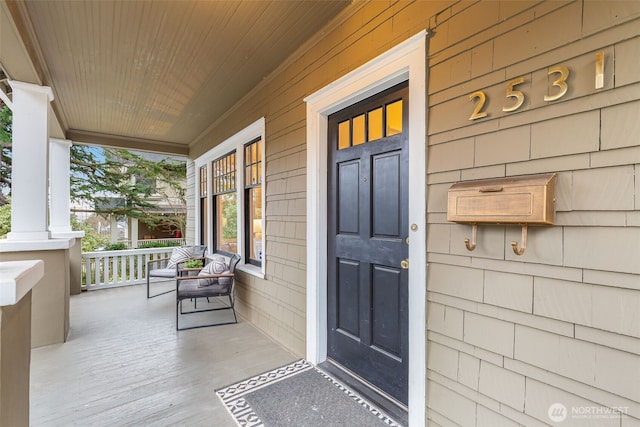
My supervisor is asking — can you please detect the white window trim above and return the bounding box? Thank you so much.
[304,32,427,425]
[194,117,266,278]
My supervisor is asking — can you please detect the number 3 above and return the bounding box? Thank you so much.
[544,66,569,102]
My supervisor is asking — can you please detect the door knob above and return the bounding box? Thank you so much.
[400,259,409,269]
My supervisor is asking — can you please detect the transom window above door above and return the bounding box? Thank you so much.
[337,99,403,150]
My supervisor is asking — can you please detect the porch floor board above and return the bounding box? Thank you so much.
[30,282,296,426]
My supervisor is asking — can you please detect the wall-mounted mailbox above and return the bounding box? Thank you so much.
[447,173,556,255]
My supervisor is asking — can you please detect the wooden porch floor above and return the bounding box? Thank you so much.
[30,282,297,426]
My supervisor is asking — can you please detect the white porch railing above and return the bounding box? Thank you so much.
[82,247,175,290]
[118,238,186,249]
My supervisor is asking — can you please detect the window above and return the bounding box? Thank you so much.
[212,152,237,255]
[199,166,208,247]
[337,99,403,150]
[194,118,266,277]
[244,138,262,266]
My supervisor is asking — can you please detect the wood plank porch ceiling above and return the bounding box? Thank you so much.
[8,0,349,154]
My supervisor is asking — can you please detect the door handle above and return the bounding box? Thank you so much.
[400,259,409,269]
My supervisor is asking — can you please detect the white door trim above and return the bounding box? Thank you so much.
[305,31,427,426]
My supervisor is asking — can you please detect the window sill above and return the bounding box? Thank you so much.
[207,253,265,279]
[237,263,265,280]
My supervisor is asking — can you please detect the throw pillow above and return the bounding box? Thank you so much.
[166,246,194,269]
[197,256,229,287]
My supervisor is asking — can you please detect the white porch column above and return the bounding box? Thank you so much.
[130,217,139,248]
[7,81,53,241]
[49,138,73,234]
[109,215,118,243]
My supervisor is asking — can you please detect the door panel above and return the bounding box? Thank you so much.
[337,259,360,338]
[327,81,409,404]
[371,264,402,357]
[372,152,401,238]
[338,161,360,235]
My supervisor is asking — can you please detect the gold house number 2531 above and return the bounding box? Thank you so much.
[468,52,604,121]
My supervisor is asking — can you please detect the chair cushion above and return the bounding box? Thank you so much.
[217,271,233,287]
[178,279,229,298]
[148,268,176,278]
[198,256,228,287]
[166,246,194,269]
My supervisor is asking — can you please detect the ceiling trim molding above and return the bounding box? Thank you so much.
[67,130,189,156]
[4,0,70,132]
[1,1,42,86]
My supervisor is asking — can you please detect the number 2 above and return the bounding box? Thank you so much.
[468,91,488,120]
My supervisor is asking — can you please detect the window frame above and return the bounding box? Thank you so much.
[194,118,266,278]
[243,137,263,267]
[199,165,208,248]
[211,150,238,256]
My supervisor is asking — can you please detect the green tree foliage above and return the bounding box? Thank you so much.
[70,146,186,232]
[71,214,109,252]
[0,102,12,206]
[0,198,10,238]
[0,100,186,234]
[222,194,237,239]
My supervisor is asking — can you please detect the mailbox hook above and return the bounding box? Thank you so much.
[511,224,528,256]
[464,224,478,251]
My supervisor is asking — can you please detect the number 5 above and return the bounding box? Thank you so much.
[502,77,526,112]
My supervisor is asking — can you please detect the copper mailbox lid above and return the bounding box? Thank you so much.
[447,173,556,225]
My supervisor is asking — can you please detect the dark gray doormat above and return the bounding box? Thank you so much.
[216,360,401,427]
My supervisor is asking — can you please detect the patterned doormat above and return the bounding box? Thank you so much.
[216,360,401,427]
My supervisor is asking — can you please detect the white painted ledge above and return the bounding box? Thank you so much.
[0,260,44,306]
[50,231,85,240]
[0,238,74,253]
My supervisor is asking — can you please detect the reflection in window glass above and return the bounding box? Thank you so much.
[353,114,365,146]
[212,151,237,253]
[199,165,208,247]
[245,138,263,266]
[386,100,403,136]
[248,187,262,262]
[212,152,236,193]
[338,120,350,150]
[215,193,237,253]
[201,197,208,247]
[199,166,207,197]
[368,107,383,141]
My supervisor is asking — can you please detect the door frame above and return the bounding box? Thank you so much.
[305,31,427,425]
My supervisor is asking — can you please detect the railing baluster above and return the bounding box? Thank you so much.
[120,254,126,284]
[137,253,143,281]
[104,256,110,287]
[127,255,133,283]
[84,257,92,289]
[96,256,102,287]
[81,247,183,290]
